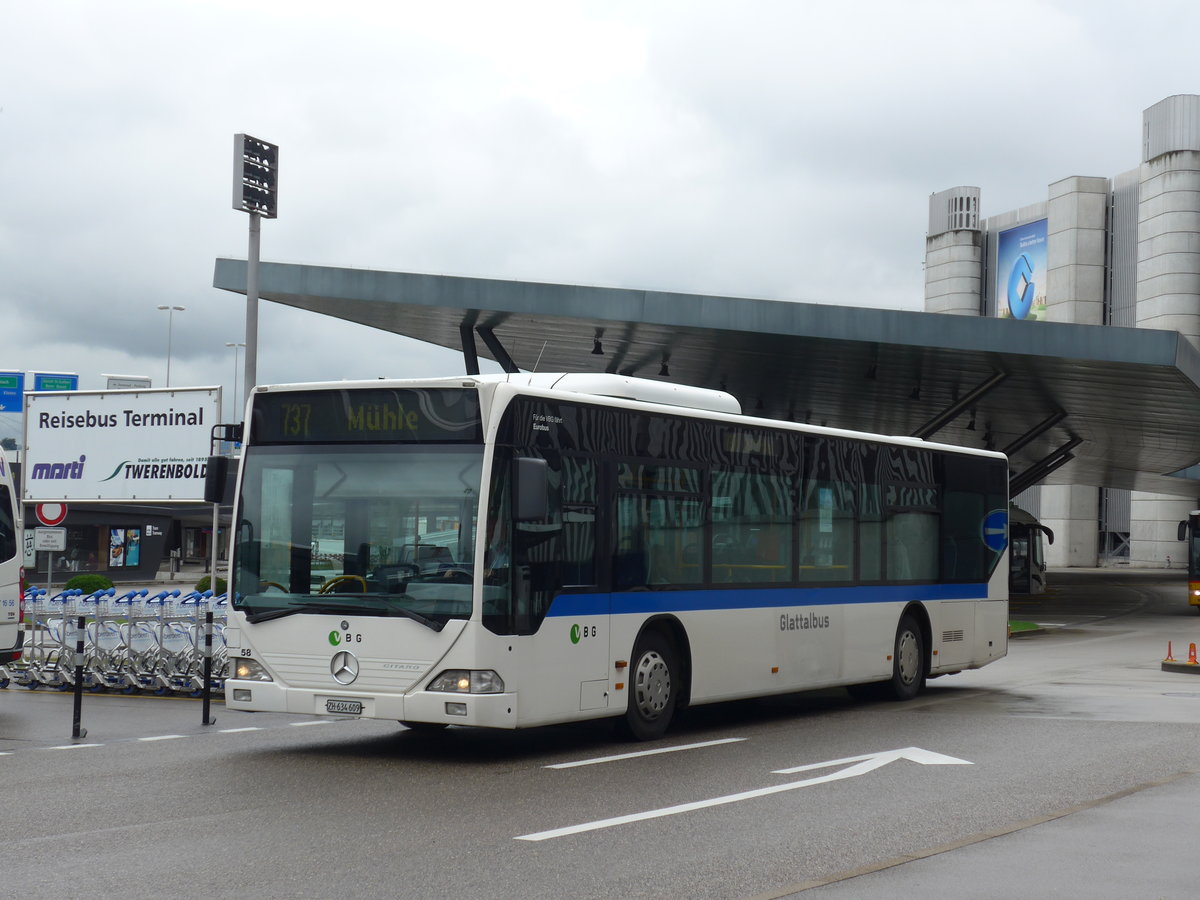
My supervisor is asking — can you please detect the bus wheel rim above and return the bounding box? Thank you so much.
[897,630,919,684]
[634,650,670,718]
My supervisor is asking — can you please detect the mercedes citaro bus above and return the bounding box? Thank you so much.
[212,374,1009,739]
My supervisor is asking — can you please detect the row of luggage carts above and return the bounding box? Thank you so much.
[0,587,228,696]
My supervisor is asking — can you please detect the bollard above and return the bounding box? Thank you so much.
[201,609,216,726]
[1189,643,1199,666]
[72,614,87,739]
[1165,641,1176,663]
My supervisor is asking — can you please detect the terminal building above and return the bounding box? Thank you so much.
[925,94,1200,568]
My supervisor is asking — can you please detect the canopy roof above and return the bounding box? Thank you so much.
[213,258,1200,497]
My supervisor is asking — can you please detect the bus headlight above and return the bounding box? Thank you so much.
[233,657,273,681]
[428,669,505,693]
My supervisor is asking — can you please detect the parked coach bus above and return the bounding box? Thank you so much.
[1177,510,1200,610]
[1009,505,1053,596]
[0,455,24,669]
[213,374,1010,740]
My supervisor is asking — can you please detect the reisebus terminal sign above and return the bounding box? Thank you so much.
[22,386,221,502]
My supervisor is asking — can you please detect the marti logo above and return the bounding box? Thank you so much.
[30,454,86,481]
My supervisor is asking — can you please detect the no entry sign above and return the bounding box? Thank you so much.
[35,503,68,527]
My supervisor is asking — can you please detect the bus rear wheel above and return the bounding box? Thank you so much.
[619,630,678,741]
[885,614,926,701]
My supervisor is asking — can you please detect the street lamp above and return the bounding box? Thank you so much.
[225,342,245,421]
[156,305,185,386]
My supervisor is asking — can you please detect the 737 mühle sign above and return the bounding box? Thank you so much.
[23,386,221,502]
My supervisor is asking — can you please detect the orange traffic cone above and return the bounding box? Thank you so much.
[1189,643,1198,666]
[1165,641,1177,663]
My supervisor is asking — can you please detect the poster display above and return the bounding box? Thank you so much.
[995,219,1048,320]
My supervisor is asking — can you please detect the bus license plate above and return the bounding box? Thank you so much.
[326,699,364,715]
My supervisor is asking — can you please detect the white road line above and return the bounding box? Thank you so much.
[219,727,263,733]
[138,734,186,742]
[518,747,971,841]
[289,720,334,727]
[47,743,104,751]
[545,738,746,769]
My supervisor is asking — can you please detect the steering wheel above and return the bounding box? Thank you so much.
[321,578,367,600]
[319,575,368,594]
[261,581,287,593]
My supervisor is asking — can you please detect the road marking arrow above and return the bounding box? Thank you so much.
[516,746,972,841]
[773,745,972,775]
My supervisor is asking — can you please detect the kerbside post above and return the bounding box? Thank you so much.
[232,134,278,410]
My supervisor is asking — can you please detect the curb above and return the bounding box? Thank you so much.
[1161,660,1200,675]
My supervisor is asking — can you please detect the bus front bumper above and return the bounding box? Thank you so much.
[225,679,518,728]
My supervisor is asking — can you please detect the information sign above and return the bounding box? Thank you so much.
[0,371,24,413]
[33,373,79,392]
[34,527,67,552]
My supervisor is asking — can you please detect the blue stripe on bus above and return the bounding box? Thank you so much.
[545,582,989,617]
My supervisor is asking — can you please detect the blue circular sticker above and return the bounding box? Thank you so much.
[982,509,1008,553]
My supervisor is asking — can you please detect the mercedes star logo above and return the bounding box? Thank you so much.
[330,650,360,685]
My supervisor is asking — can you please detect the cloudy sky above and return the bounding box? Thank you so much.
[2,0,1196,435]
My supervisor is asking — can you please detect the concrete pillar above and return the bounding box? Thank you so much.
[925,187,983,315]
[1137,96,1200,348]
[1045,176,1109,325]
[1039,484,1099,567]
[1129,492,1195,569]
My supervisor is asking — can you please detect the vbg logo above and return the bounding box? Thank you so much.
[570,624,597,644]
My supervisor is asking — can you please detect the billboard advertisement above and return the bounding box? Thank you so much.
[22,386,220,502]
[995,219,1048,321]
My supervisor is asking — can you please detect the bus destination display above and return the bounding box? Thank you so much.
[251,388,481,444]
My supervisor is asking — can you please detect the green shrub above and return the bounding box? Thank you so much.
[195,575,228,595]
[64,574,114,593]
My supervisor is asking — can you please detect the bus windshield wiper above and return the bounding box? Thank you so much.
[246,606,302,624]
[245,598,444,631]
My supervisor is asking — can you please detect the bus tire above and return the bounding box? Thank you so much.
[619,630,678,741]
[885,613,926,701]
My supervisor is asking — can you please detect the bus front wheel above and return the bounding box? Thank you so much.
[886,614,926,701]
[619,630,678,741]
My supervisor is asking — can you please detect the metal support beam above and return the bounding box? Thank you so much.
[911,371,1008,440]
[1003,409,1067,458]
[476,326,519,374]
[1009,436,1083,496]
[460,321,480,376]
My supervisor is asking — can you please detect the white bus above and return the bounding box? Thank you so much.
[0,454,24,670]
[217,374,1009,739]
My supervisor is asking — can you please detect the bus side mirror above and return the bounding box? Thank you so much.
[513,457,548,522]
[204,456,231,505]
[1179,521,1189,542]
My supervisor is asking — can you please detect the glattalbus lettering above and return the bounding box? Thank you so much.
[780,611,831,631]
[347,402,419,432]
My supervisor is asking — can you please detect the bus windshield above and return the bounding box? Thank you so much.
[233,444,484,627]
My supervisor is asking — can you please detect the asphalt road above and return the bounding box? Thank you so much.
[3,569,1199,899]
